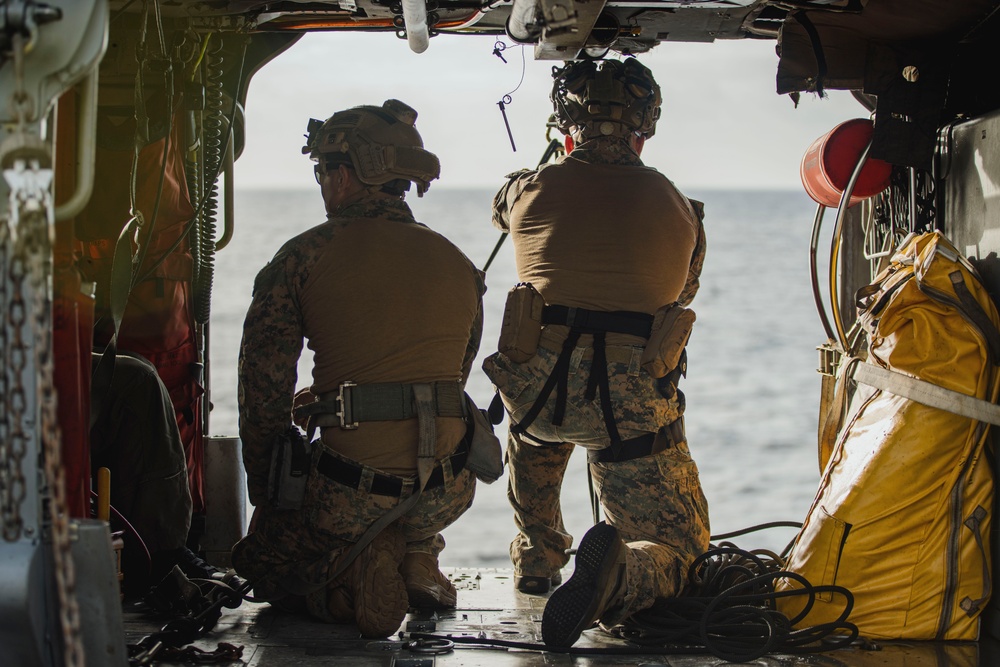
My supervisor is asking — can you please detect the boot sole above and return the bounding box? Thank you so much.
[406,582,457,609]
[355,534,409,638]
[514,573,563,595]
[541,523,624,647]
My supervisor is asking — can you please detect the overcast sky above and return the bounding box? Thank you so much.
[234,31,865,192]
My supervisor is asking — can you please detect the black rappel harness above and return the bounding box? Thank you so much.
[505,304,674,463]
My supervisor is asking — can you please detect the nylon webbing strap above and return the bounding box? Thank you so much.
[511,329,581,435]
[413,383,437,485]
[276,383,442,598]
[948,271,1000,364]
[351,381,464,422]
[587,331,623,454]
[541,305,653,338]
[850,358,1000,426]
[90,218,139,428]
[298,381,465,431]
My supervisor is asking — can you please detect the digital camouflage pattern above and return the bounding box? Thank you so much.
[236,194,483,615]
[487,133,710,625]
[506,431,710,625]
[232,445,475,613]
[484,339,683,449]
[483,339,712,617]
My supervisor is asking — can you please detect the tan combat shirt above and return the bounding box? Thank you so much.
[239,195,485,504]
[493,137,706,328]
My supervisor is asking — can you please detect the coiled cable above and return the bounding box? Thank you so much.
[618,544,858,662]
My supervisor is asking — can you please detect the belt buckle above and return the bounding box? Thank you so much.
[336,381,359,429]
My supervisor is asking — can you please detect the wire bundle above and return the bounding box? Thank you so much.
[617,544,858,662]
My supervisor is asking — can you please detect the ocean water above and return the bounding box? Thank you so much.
[209,187,828,567]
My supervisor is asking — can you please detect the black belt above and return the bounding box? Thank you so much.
[542,305,653,338]
[316,443,469,498]
[587,431,669,464]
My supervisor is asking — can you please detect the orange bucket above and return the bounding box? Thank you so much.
[800,118,892,208]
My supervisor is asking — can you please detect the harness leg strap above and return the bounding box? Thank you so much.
[588,331,623,456]
[511,329,581,435]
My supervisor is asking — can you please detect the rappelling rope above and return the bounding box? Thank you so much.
[617,544,858,662]
[410,540,859,663]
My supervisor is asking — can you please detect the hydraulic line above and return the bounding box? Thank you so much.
[808,203,835,340]
[193,36,225,325]
[829,139,873,352]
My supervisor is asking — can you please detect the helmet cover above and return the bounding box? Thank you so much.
[550,58,662,140]
[302,99,440,195]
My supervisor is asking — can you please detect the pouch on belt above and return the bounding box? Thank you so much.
[464,393,504,483]
[641,304,696,378]
[497,282,544,363]
[267,427,313,510]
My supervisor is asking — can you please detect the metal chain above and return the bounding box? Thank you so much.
[0,211,7,531]
[1,31,33,542]
[0,207,26,542]
[28,204,86,667]
[2,32,86,667]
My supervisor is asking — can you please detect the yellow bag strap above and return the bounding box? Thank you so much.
[848,358,1000,426]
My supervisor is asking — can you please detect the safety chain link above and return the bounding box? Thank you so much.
[0,28,33,545]
[2,32,86,667]
[0,200,24,542]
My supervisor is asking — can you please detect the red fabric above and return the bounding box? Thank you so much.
[53,278,94,517]
[77,118,205,512]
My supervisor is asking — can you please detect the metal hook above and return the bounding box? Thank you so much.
[406,637,454,654]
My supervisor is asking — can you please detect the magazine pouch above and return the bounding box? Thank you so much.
[641,304,695,378]
[497,282,544,363]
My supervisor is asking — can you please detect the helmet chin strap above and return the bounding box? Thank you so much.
[632,134,646,156]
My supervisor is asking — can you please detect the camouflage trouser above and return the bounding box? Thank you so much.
[232,444,476,614]
[484,341,711,623]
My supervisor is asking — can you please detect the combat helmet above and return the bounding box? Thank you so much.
[550,58,661,140]
[302,99,440,196]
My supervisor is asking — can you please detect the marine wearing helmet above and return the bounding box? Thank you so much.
[236,98,486,635]
[485,55,710,651]
[302,99,441,197]
[550,58,662,141]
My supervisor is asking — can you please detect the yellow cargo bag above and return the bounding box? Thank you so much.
[777,231,1000,640]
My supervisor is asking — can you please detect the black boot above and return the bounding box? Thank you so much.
[541,522,626,647]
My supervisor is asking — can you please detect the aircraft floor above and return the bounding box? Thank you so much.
[122,567,994,666]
